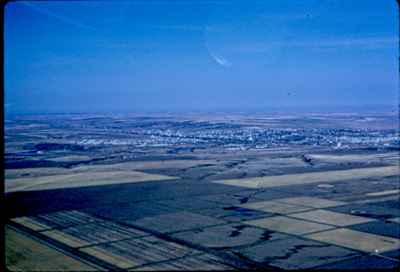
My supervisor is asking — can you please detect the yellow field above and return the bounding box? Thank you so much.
[213,166,399,189]
[308,152,399,165]
[366,189,400,197]
[6,170,178,193]
[5,159,216,179]
[5,159,220,192]
[48,155,92,162]
[5,226,100,271]
[307,228,400,253]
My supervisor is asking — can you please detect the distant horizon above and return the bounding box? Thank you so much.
[5,103,399,117]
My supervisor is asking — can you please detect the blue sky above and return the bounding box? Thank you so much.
[5,0,399,113]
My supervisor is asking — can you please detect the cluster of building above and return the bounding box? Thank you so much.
[74,123,399,151]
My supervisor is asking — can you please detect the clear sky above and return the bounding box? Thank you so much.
[5,0,399,114]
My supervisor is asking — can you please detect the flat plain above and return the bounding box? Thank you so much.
[5,112,400,270]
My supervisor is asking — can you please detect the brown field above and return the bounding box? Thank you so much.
[106,159,218,170]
